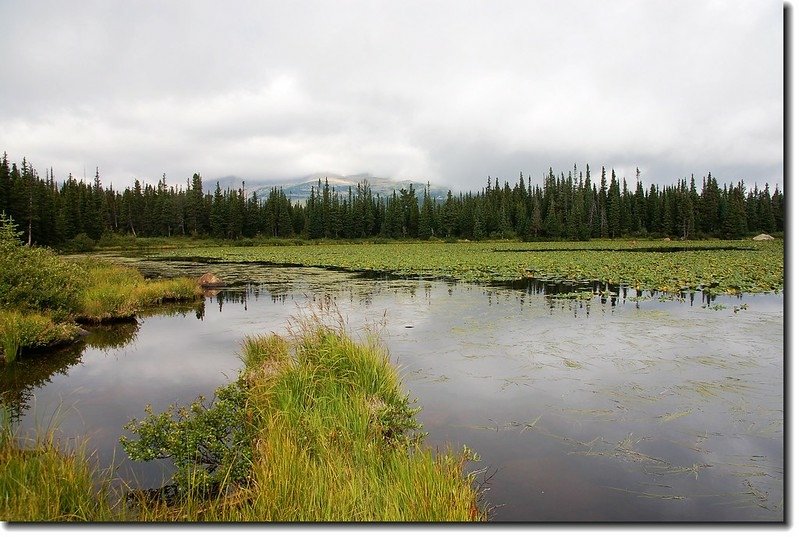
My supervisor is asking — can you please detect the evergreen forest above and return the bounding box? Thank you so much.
[0,153,784,248]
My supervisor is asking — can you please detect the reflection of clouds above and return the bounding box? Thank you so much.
[13,261,784,520]
[1,343,86,423]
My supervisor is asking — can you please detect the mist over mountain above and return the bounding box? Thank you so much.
[207,173,450,202]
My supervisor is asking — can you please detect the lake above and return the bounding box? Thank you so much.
[1,259,784,522]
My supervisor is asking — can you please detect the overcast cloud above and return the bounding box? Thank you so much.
[0,0,784,191]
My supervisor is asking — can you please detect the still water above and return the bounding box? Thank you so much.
[1,261,783,522]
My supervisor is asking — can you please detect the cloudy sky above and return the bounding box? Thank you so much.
[0,0,784,191]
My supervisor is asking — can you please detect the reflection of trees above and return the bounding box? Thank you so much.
[488,276,737,315]
[205,280,408,310]
[0,343,86,423]
[1,301,205,424]
[141,302,205,319]
[83,322,140,351]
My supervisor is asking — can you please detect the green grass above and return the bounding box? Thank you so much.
[239,322,484,521]
[73,260,200,323]
[0,415,120,522]
[150,238,784,295]
[0,310,82,364]
[122,318,485,522]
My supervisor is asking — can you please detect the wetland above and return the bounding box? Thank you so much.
[2,250,784,522]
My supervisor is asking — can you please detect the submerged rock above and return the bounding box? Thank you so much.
[198,272,224,288]
[752,233,775,241]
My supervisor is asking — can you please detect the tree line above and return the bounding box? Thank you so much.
[0,153,784,247]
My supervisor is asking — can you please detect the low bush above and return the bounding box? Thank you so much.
[0,214,81,317]
[121,379,254,499]
[62,233,97,253]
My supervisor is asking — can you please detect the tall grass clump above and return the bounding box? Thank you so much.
[122,315,485,522]
[241,322,485,521]
[0,310,81,363]
[0,412,119,521]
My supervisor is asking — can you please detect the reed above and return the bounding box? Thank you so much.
[124,319,485,522]
[0,411,121,522]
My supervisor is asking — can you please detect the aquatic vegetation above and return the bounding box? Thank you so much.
[657,409,694,423]
[151,239,783,296]
[121,318,485,521]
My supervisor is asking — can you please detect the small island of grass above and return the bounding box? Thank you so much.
[0,214,201,363]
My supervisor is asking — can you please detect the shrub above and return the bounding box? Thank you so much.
[0,214,81,317]
[120,378,255,499]
[62,233,97,253]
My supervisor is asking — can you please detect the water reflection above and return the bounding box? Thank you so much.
[1,304,203,424]
[495,275,745,312]
[1,343,85,422]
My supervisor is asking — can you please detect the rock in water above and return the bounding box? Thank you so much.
[198,272,224,288]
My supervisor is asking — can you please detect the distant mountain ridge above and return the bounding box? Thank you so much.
[207,173,450,202]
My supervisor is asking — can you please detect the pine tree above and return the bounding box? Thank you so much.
[210,182,226,237]
[419,184,434,239]
[607,169,621,238]
[0,153,10,215]
[599,166,608,238]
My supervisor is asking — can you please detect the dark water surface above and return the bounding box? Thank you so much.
[1,261,783,522]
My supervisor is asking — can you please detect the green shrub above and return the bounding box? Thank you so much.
[120,378,255,499]
[0,214,81,317]
[62,233,97,253]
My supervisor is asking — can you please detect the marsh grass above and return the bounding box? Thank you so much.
[0,310,81,363]
[235,320,485,521]
[119,310,485,522]
[74,261,200,323]
[0,406,121,522]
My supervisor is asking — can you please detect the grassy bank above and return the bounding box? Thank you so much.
[2,320,485,522]
[149,238,784,295]
[0,418,121,522]
[0,214,201,362]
